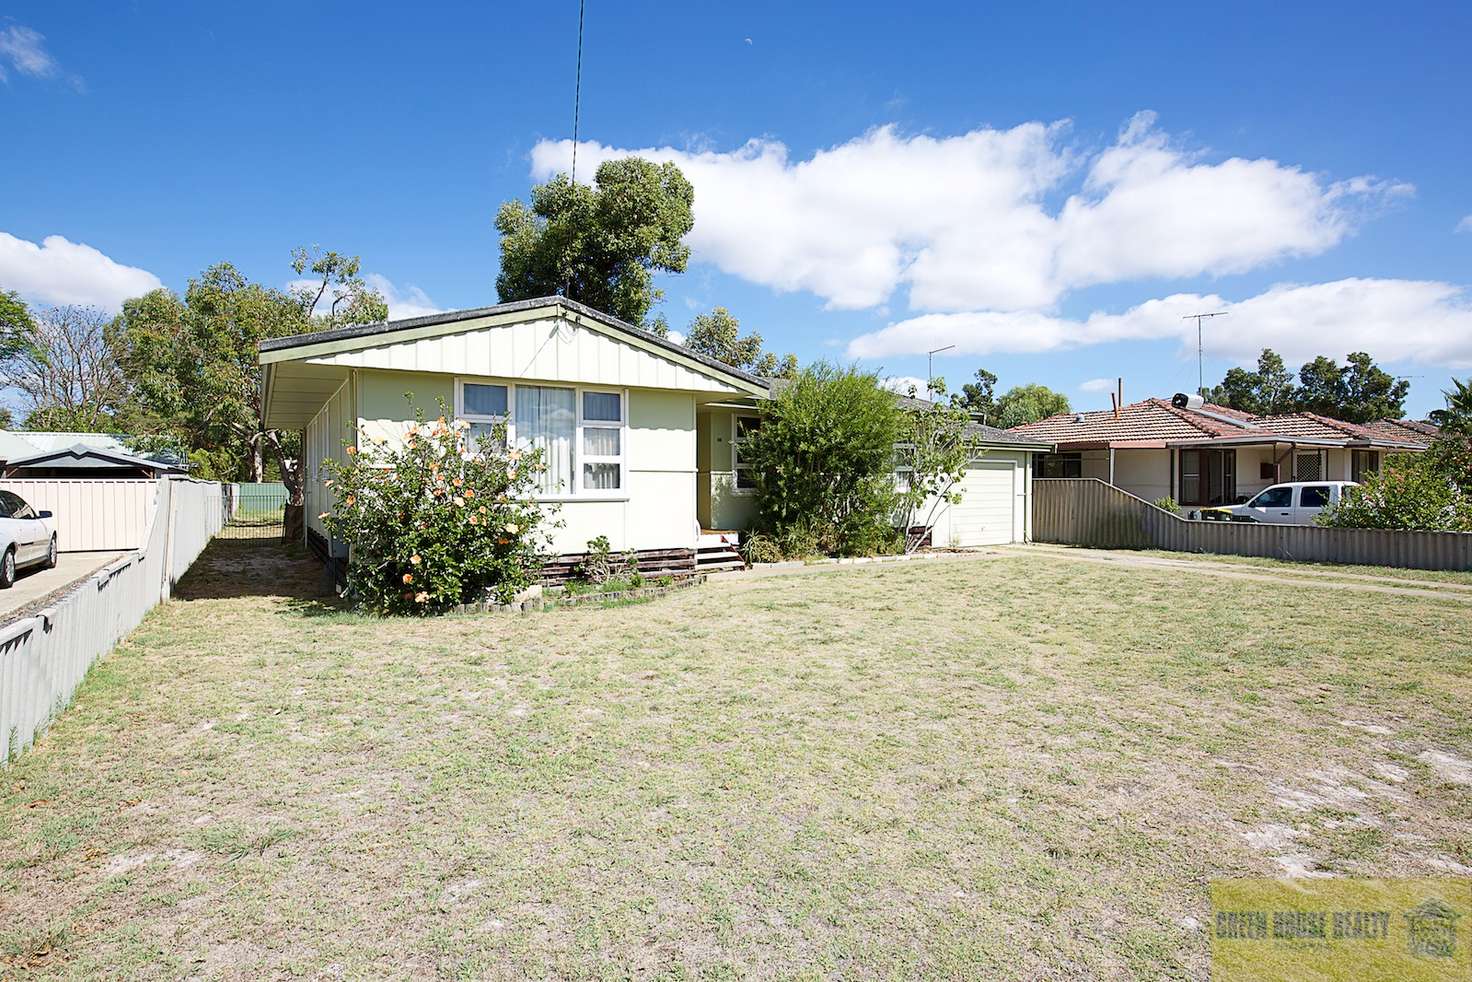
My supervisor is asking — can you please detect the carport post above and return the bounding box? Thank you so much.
[1108,446,1116,487]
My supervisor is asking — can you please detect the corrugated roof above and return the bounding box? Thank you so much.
[0,430,135,460]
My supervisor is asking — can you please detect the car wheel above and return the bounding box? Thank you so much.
[0,548,15,589]
[45,535,57,569]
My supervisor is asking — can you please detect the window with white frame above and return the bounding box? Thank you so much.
[458,381,509,451]
[580,390,623,491]
[454,380,627,498]
[732,414,759,490]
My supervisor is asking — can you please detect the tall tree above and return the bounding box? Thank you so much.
[1205,348,1298,415]
[0,289,40,362]
[995,384,1071,427]
[951,368,998,419]
[684,306,797,378]
[1294,352,1408,422]
[290,247,390,326]
[110,262,308,487]
[3,305,123,431]
[495,157,694,325]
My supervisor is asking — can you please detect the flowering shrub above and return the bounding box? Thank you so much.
[321,405,555,615]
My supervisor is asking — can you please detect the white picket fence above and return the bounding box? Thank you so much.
[0,479,158,552]
[0,478,224,763]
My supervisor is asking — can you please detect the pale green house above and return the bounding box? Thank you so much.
[260,297,1047,570]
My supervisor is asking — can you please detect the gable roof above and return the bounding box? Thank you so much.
[260,295,767,393]
[1,443,186,474]
[1008,398,1435,450]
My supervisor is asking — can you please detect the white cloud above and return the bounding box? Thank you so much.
[880,375,929,397]
[847,278,1472,369]
[0,232,161,311]
[530,112,1405,313]
[0,25,81,90]
[1079,378,1118,392]
[362,273,441,320]
[666,329,686,346]
[1457,214,1472,233]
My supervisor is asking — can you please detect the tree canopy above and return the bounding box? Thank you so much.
[4,305,122,432]
[290,247,390,326]
[683,306,798,378]
[951,368,998,419]
[108,261,309,481]
[994,384,1071,427]
[1204,348,1297,415]
[495,157,694,326]
[0,289,39,362]
[1206,349,1408,422]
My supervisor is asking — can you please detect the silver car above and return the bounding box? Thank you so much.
[0,489,57,587]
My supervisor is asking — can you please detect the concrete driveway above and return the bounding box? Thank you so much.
[0,551,125,623]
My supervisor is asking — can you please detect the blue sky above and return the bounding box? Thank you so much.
[3,2,1470,417]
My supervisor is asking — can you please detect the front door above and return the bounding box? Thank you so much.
[1179,449,1237,506]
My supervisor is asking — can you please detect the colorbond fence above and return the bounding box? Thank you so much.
[0,479,223,764]
[0,479,158,552]
[1033,478,1472,572]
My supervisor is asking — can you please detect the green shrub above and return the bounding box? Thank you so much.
[1317,452,1472,532]
[322,405,553,615]
[743,363,905,557]
[1152,496,1181,514]
[578,535,616,584]
[739,531,784,565]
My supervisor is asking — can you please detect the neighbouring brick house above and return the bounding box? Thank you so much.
[1008,397,1436,512]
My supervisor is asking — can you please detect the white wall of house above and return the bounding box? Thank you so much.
[304,375,356,541]
[336,367,699,555]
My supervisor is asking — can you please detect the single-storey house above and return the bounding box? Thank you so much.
[1008,397,1437,512]
[259,297,1050,570]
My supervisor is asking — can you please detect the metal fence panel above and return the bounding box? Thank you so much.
[218,482,287,540]
[0,479,158,552]
[1033,478,1472,572]
[0,479,223,764]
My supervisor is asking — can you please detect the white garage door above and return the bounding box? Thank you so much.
[949,460,1018,546]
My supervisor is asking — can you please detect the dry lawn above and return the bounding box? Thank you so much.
[2,541,1470,979]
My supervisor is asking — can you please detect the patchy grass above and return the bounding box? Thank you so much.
[2,541,1470,978]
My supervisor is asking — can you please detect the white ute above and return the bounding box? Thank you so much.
[1200,481,1358,525]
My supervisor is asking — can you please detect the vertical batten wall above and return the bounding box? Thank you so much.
[339,369,699,555]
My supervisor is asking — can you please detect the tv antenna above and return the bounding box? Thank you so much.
[927,344,955,400]
[1183,311,1227,396]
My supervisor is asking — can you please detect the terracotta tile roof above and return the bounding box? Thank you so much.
[1007,399,1224,445]
[1008,398,1436,450]
[1360,419,1439,445]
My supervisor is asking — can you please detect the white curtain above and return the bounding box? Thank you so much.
[515,386,575,494]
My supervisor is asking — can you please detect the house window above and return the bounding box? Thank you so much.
[1294,452,1322,482]
[458,381,509,450]
[580,390,624,491]
[1036,452,1082,478]
[454,380,628,498]
[1352,449,1380,482]
[732,415,760,490]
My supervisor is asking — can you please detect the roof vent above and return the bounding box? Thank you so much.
[1074,413,1086,423]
